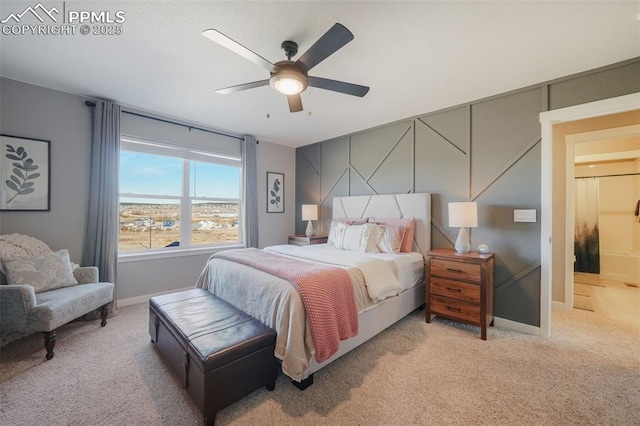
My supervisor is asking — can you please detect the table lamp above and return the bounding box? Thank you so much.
[448,202,478,254]
[302,204,318,237]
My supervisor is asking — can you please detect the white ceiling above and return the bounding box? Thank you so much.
[1,1,639,148]
[573,125,640,163]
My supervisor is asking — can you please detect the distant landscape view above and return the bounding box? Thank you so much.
[119,201,239,252]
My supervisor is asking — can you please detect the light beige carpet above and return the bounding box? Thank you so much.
[1,303,639,425]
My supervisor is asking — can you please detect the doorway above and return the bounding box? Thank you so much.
[568,126,640,316]
[540,92,640,338]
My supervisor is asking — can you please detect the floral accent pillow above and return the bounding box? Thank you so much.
[0,233,53,278]
[4,249,78,293]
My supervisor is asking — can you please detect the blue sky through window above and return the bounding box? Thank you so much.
[120,152,240,201]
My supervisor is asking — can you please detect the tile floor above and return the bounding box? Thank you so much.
[574,272,640,323]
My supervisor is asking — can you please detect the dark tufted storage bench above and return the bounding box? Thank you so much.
[149,288,277,425]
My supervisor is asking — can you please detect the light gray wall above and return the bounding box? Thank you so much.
[117,253,212,300]
[295,57,640,327]
[256,139,296,248]
[0,78,91,262]
[0,77,296,302]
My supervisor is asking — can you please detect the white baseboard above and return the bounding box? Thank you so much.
[494,316,541,336]
[117,286,193,307]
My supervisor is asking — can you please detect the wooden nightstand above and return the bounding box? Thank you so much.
[425,248,495,340]
[288,235,328,246]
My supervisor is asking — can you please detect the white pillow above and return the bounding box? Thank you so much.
[327,220,348,248]
[4,249,78,293]
[376,224,406,254]
[330,222,381,253]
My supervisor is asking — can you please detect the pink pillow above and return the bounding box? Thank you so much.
[333,217,368,224]
[369,217,415,252]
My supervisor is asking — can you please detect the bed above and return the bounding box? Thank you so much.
[195,193,431,384]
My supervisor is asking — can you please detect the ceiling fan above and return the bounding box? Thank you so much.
[202,23,370,113]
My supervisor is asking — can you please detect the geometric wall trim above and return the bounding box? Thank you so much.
[418,105,469,155]
[431,219,455,247]
[417,115,467,156]
[472,136,541,200]
[470,88,542,199]
[495,261,542,292]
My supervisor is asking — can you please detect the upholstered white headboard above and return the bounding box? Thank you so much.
[332,193,431,257]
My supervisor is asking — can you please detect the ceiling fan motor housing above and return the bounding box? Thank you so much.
[281,40,299,60]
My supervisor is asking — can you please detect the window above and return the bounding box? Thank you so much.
[119,138,242,254]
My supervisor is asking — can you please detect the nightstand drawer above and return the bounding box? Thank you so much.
[431,259,481,283]
[430,295,481,323]
[431,278,480,304]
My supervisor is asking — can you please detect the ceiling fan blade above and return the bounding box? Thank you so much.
[287,94,303,113]
[202,29,277,73]
[295,23,354,72]
[215,80,270,94]
[308,76,369,97]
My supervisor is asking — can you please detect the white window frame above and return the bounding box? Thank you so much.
[118,137,243,260]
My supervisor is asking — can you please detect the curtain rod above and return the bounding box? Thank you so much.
[84,100,244,141]
[575,173,640,179]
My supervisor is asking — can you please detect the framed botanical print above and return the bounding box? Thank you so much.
[266,172,284,213]
[1,134,51,211]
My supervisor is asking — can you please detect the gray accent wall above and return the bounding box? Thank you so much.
[296,57,640,327]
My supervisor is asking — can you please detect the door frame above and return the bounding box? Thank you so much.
[539,92,640,338]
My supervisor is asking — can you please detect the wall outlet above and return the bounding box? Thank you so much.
[514,209,536,223]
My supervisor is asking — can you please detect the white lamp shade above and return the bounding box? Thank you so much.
[301,204,318,221]
[448,202,478,228]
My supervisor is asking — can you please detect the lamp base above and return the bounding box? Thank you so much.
[305,220,315,237]
[454,227,471,254]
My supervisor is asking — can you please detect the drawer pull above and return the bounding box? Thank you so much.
[446,268,464,273]
[446,306,462,313]
[446,287,462,293]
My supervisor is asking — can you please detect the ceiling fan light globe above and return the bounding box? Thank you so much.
[275,78,304,95]
[270,69,308,95]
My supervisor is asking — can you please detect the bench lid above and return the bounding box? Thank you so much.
[151,289,276,371]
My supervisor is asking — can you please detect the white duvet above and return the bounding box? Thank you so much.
[195,244,422,381]
[265,244,405,302]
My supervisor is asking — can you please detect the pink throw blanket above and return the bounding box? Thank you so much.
[215,248,358,362]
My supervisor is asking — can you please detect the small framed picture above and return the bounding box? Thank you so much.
[1,134,51,211]
[266,172,284,213]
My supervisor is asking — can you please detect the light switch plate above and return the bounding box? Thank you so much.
[514,209,536,223]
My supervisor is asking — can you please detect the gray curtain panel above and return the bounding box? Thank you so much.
[242,135,259,248]
[83,100,121,309]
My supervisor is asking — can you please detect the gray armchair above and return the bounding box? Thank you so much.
[0,266,114,359]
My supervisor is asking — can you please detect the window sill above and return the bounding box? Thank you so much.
[118,244,244,263]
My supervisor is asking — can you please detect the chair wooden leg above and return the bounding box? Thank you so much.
[44,330,56,360]
[100,304,109,327]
